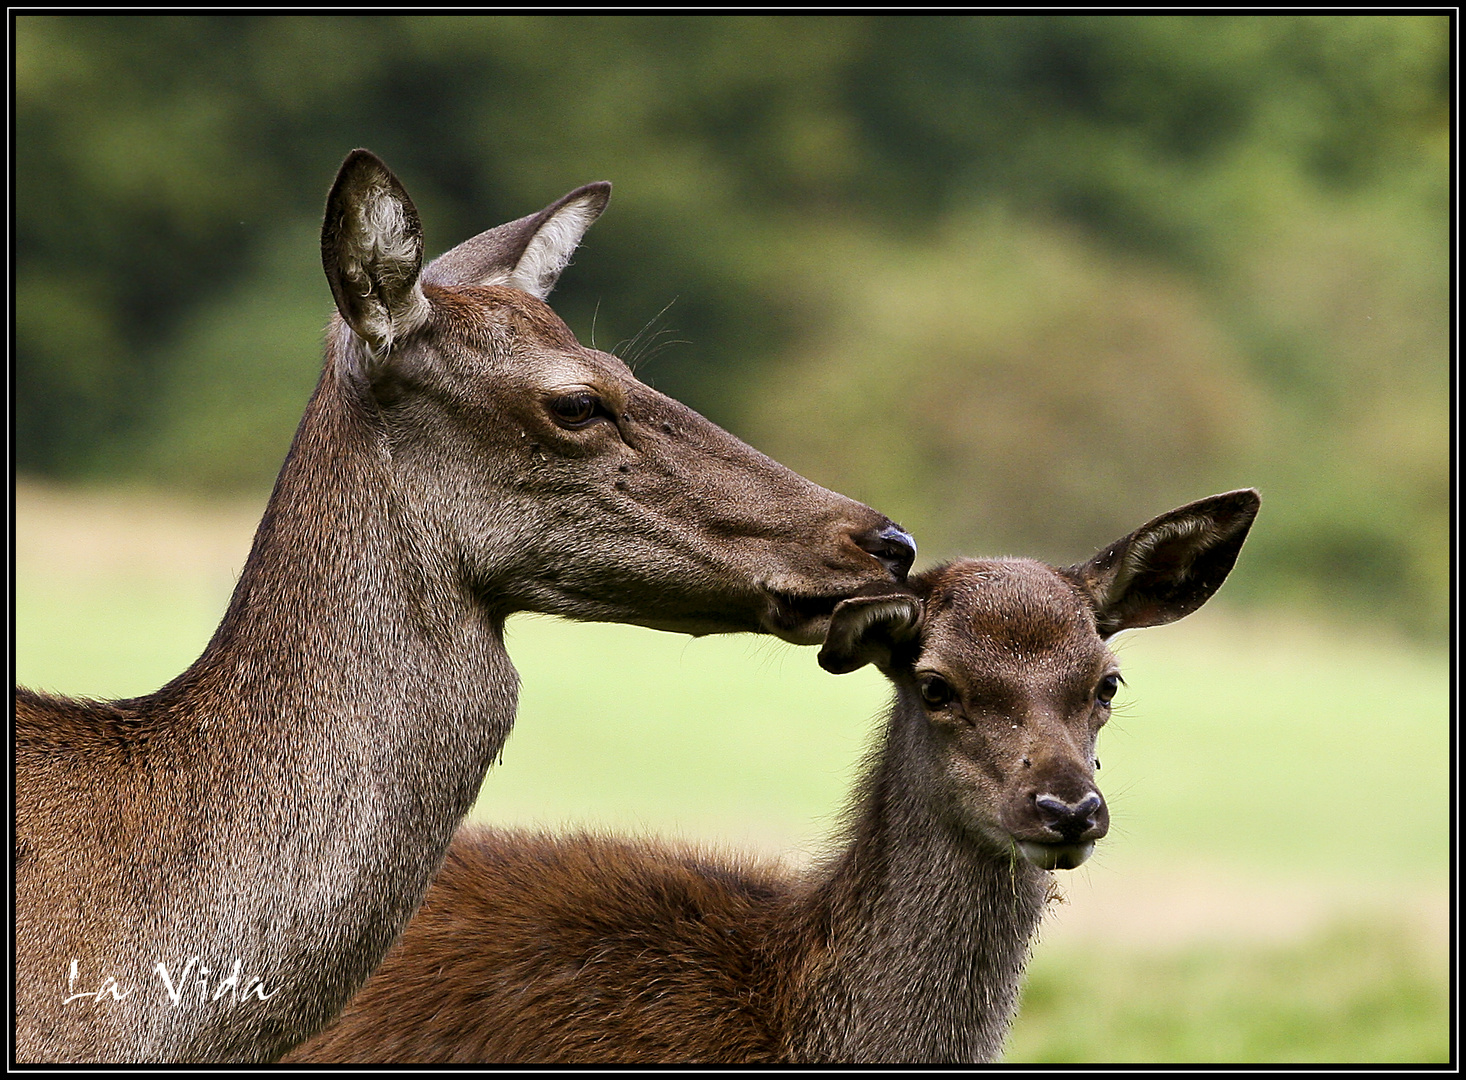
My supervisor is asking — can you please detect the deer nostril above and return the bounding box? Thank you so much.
[1033,794,1067,818]
[857,523,917,581]
[1034,792,1105,840]
[1071,792,1102,818]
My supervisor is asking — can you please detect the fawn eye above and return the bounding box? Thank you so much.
[1096,673,1122,707]
[918,674,954,709]
[548,393,604,429]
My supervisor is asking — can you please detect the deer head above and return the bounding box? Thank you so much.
[319,150,915,644]
[819,489,1259,870]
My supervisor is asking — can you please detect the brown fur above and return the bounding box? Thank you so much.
[14,151,910,1064]
[288,492,1259,1064]
[291,833,797,1063]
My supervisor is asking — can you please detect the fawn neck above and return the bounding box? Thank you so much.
[788,687,1051,1063]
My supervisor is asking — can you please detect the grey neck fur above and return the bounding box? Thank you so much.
[789,685,1050,1064]
[74,363,517,1062]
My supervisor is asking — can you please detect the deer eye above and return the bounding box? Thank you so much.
[918,674,954,709]
[1096,673,1122,707]
[548,393,605,429]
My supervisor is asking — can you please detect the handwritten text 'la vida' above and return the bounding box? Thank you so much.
[64,958,280,1006]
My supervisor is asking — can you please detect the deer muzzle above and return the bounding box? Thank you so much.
[855,524,917,582]
[756,519,918,644]
[1012,789,1109,870]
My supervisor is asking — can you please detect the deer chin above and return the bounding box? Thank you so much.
[1015,840,1096,871]
[759,589,848,645]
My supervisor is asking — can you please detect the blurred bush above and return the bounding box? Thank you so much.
[14,14,1448,636]
[739,210,1267,565]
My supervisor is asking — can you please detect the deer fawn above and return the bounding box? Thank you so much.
[288,490,1259,1063]
[14,150,914,1063]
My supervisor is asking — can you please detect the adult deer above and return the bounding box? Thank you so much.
[288,491,1259,1064]
[14,150,915,1064]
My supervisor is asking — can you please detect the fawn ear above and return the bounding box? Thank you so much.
[421,181,611,298]
[1068,489,1260,638]
[321,149,431,360]
[819,594,923,675]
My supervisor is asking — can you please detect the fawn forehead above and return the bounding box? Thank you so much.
[915,558,1108,685]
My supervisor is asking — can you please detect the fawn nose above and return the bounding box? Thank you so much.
[1033,791,1107,843]
[856,523,917,581]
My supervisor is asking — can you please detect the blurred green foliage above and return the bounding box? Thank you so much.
[15,14,1448,636]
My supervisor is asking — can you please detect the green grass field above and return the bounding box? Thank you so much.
[1012,919,1449,1063]
[14,483,1452,1063]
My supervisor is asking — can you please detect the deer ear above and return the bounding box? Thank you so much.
[321,149,430,359]
[1068,489,1261,638]
[421,181,611,298]
[818,594,923,675]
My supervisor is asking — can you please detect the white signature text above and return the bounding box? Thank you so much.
[64,957,281,1006]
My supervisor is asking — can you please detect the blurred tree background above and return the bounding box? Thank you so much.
[15,14,1449,638]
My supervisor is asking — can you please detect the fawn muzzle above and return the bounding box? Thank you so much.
[1014,788,1108,870]
[1033,791,1106,842]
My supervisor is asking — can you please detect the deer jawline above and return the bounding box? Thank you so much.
[759,589,848,646]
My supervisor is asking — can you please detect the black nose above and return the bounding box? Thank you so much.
[857,523,917,581]
[1034,791,1107,843]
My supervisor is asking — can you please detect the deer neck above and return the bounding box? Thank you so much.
[115,372,519,1058]
[790,690,1051,1064]
[177,367,517,793]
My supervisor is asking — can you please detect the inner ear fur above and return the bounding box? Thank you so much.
[1068,488,1261,638]
[321,149,430,358]
[420,181,611,298]
[818,593,923,675]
